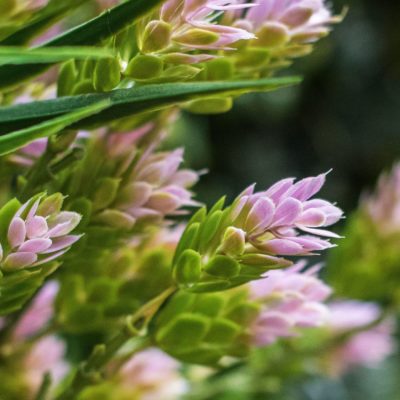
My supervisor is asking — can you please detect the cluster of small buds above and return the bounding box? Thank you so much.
[226,172,343,257]
[13,281,58,340]
[96,144,200,230]
[0,194,82,271]
[222,0,344,71]
[140,0,255,58]
[249,262,332,346]
[117,348,188,400]
[362,163,400,236]
[23,335,69,395]
[171,172,342,292]
[326,301,396,376]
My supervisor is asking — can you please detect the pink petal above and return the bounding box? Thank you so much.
[19,238,52,253]
[260,238,304,255]
[41,235,82,254]
[272,197,302,227]
[297,209,326,227]
[26,216,48,239]
[3,252,38,270]
[8,217,26,248]
[245,197,275,232]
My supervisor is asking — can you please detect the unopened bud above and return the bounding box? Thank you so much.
[218,227,246,257]
[93,57,121,92]
[125,55,163,80]
[183,97,233,114]
[173,249,202,286]
[254,22,289,48]
[204,255,240,279]
[141,20,172,53]
[174,28,219,46]
[93,178,121,211]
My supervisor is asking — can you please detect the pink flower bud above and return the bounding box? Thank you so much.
[1,196,82,271]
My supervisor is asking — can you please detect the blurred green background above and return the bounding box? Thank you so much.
[170,0,400,398]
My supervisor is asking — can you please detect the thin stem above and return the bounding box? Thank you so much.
[56,286,176,400]
[34,373,52,400]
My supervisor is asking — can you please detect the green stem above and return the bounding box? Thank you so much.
[34,373,52,400]
[56,286,176,400]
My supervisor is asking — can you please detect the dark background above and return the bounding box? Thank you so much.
[171,1,400,398]
[173,0,400,217]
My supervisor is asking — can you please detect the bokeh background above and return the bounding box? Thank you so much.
[168,0,400,398]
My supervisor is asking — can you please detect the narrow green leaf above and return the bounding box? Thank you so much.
[0,77,301,134]
[0,100,110,155]
[0,0,92,45]
[0,0,165,89]
[0,46,114,66]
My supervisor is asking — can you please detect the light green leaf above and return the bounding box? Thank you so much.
[0,77,301,134]
[0,100,110,155]
[0,0,165,89]
[0,46,114,66]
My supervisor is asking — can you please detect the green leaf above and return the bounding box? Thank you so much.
[0,263,59,316]
[0,46,114,66]
[0,0,165,89]
[0,100,110,155]
[0,77,301,134]
[0,0,92,45]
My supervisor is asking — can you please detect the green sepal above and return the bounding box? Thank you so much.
[93,57,121,92]
[204,318,241,345]
[173,222,200,264]
[173,249,202,287]
[71,79,95,95]
[67,197,93,229]
[183,97,233,114]
[191,293,225,317]
[199,210,223,251]
[0,198,21,248]
[92,177,121,211]
[58,60,78,97]
[204,255,240,279]
[205,58,234,81]
[125,54,163,80]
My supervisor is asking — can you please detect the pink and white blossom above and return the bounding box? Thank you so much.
[250,262,332,346]
[326,301,396,376]
[0,196,82,271]
[118,348,188,400]
[229,172,343,257]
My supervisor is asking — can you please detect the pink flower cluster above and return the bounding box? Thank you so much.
[250,262,332,346]
[226,0,341,47]
[326,301,396,376]
[362,163,400,235]
[118,348,188,400]
[140,0,256,62]
[229,172,343,257]
[98,145,200,229]
[13,281,58,340]
[1,196,82,271]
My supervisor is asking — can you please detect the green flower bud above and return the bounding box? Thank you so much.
[173,249,202,286]
[254,23,289,48]
[174,28,219,46]
[92,178,121,211]
[204,318,241,345]
[93,57,121,92]
[71,79,95,95]
[183,97,233,114]
[235,48,270,68]
[161,65,202,82]
[141,20,172,53]
[205,58,234,81]
[204,255,240,279]
[57,60,78,97]
[125,55,163,80]
[37,193,64,216]
[218,226,246,256]
[156,313,210,348]
[96,209,136,230]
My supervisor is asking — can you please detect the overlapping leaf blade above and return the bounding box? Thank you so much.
[0,0,164,89]
[0,77,301,135]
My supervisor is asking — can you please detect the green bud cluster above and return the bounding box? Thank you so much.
[150,288,260,365]
[171,197,290,293]
[328,211,400,306]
